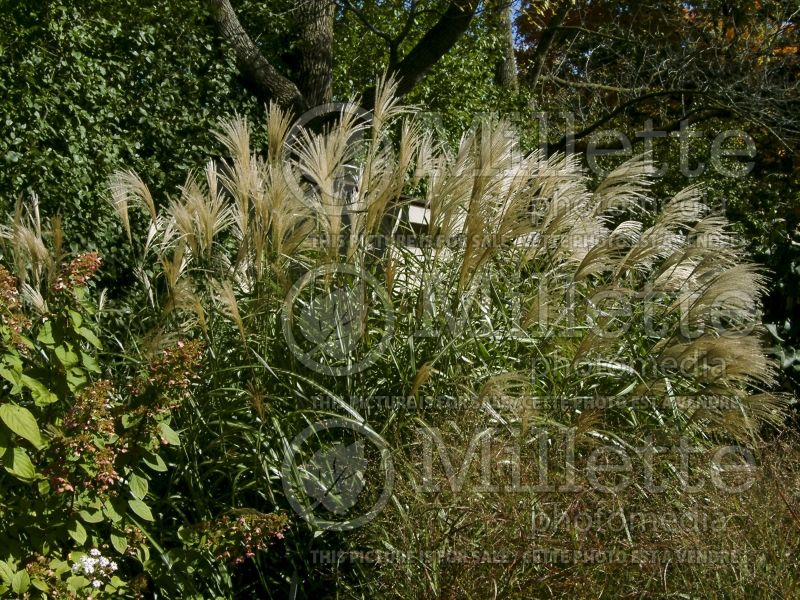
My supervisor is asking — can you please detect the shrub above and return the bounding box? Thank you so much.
[0,201,287,598]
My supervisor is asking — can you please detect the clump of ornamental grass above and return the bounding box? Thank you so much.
[106,76,787,447]
[96,76,792,596]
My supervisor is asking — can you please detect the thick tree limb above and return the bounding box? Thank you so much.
[550,105,730,155]
[207,0,305,111]
[387,0,481,98]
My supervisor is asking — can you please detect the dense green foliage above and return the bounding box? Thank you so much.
[0,1,258,286]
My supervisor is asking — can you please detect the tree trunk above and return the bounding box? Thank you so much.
[296,0,336,106]
[209,0,482,112]
[495,1,518,89]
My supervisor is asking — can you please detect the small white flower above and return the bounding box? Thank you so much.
[89,548,101,557]
[99,557,110,568]
[71,563,80,573]
[109,561,118,572]
[81,556,98,568]
[92,579,102,588]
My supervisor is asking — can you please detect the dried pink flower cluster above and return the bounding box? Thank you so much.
[52,252,102,292]
[121,339,205,449]
[0,265,30,340]
[25,555,71,599]
[122,525,147,557]
[0,265,19,307]
[146,339,204,397]
[62,380,116,435]
[45,380,121,495]
[193,511,289,566]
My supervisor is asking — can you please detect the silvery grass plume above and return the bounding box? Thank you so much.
[0,194,51,288]
[106,76,788,444]
[0,194,71,318]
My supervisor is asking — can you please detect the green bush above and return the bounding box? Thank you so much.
[0,1,258,291]
[0,204,286,598]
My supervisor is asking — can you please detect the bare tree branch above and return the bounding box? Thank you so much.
[548,24,631,43]
[339,0,394,46]
[541,74,647,94]
[524,0,572,90]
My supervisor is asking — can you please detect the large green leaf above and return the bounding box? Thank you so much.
[129,472,149,499]
[0,404,43,449]
[67,520,87,545]
[78,509,104,524]
[11,570,29,595]
[0,562,13,584]
[0,363,21,390]
[158,422,181,446]
[102,498,125,523]
[0,427,9,459]
[128,498,154,521]
[142,450,167,472]
[4,447,37,480]
[20,375,58,406]
[36,321,55,345]
[78,327,102,349]
[55,345,80,369]
[110,530,128,555]
[66,575,89,593]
